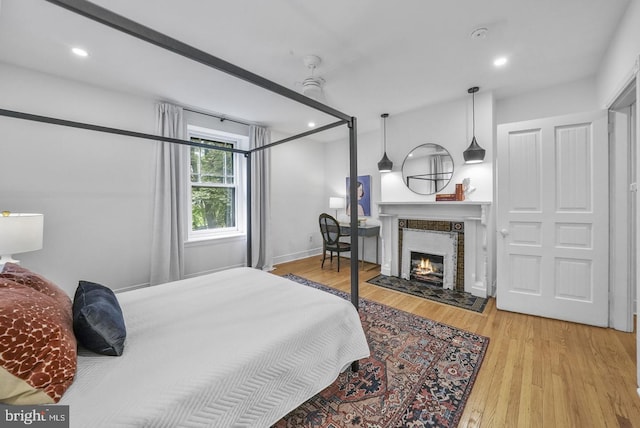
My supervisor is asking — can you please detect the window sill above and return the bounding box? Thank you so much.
[186,232,246,247]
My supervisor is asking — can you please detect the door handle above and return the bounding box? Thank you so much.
[500,228,509,238]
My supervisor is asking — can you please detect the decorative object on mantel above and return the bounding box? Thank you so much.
[367,274,488,313]
[0,211,44,269]
[463,177,476,199]
[328,196,344,219]
[463,86,486,164]
[435,193,458,201]
[435,182,466,201]
[377,113,393,172]
[455,183,465,201]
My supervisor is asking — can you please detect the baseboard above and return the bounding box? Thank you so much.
[115,264,247,293]
[184,263,246,279]
[273,249,322,265]
[115,282,150,294]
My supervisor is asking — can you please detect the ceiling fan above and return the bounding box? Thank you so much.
[300,55,325,101]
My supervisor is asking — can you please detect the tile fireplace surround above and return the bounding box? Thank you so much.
[378,201,491,298]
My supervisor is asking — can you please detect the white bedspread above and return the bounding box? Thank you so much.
[59,267,370,427]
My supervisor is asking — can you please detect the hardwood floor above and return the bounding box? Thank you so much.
[273,256,640,428]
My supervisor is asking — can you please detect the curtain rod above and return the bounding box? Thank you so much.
[183,108,253,128]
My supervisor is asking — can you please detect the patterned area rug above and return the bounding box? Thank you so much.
[367,274,488,313]
[274,274,489,428]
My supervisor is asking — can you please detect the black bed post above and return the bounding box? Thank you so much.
[348,117,359,310]
[246,153,252,267]
[348,117,360,373]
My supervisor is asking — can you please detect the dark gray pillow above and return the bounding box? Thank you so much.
[73,281,126,356]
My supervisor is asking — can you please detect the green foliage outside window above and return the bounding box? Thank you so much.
[190,138,236,231]
[192,186,235,230]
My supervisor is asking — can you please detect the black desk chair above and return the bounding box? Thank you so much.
[318,213,351,272]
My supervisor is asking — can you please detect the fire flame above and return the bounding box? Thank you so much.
[415,258,437,275]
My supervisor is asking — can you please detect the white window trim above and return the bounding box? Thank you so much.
[186,124,248,242]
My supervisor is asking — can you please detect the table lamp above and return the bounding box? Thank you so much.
[329,197,345,219]
[0,211,44,269]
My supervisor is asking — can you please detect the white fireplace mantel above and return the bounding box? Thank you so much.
[377,201,491,298]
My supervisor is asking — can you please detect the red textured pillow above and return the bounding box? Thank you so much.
[0,265,77,404]
[0,263,70,307]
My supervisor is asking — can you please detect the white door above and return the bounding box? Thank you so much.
[496,111,609,326]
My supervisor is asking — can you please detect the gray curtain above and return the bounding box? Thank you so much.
[250,125,273,271]
[150,103,189,285]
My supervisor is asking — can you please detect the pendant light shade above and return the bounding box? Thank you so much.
[378,113,393,172]
[463,86,485,164]
[377,152,393,172]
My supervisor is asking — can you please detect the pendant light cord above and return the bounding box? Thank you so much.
[472,90,475,137]
[468,87,479,137]
[381,113,389,153]
[383,117,386,151]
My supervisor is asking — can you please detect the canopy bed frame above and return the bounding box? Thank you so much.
[0,0,361,310]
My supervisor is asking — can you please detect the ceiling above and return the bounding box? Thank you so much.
[0,0,631,141]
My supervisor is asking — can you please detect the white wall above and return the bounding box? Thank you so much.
[597,0,640,107]
[323,123,382,265]
[0,63,156,295]
[494,0,640,122]
[496,77,599,125]
[326,93,494,205]
[379,92,494,203]
[270,131,328,265]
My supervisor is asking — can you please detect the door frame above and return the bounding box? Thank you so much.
[602,56,639,394]
[609,85,637,333]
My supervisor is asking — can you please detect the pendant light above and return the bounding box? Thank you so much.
[377,113,393,172]
[463,86,486,164]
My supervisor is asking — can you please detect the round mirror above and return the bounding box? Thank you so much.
[401,143,454,195]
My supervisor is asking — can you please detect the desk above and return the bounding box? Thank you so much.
[339,223,380,270]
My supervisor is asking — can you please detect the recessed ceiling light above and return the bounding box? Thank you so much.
[71,47,89,57]
[308,122,316,128]
[494,56,508,67]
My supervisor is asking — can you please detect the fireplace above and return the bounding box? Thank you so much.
[410,251,444,286]
[377,201,491,298]
[400,228,457,290]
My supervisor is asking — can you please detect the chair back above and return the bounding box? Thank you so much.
[319,213,341,245]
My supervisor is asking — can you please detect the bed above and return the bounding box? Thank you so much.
[1,265,369,427]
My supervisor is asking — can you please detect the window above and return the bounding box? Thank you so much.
[188,128,246,240]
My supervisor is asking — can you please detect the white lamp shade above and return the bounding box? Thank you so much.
[329,197,345,209]
[0,213,44,257]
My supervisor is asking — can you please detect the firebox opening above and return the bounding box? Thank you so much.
[410,251,445,286]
